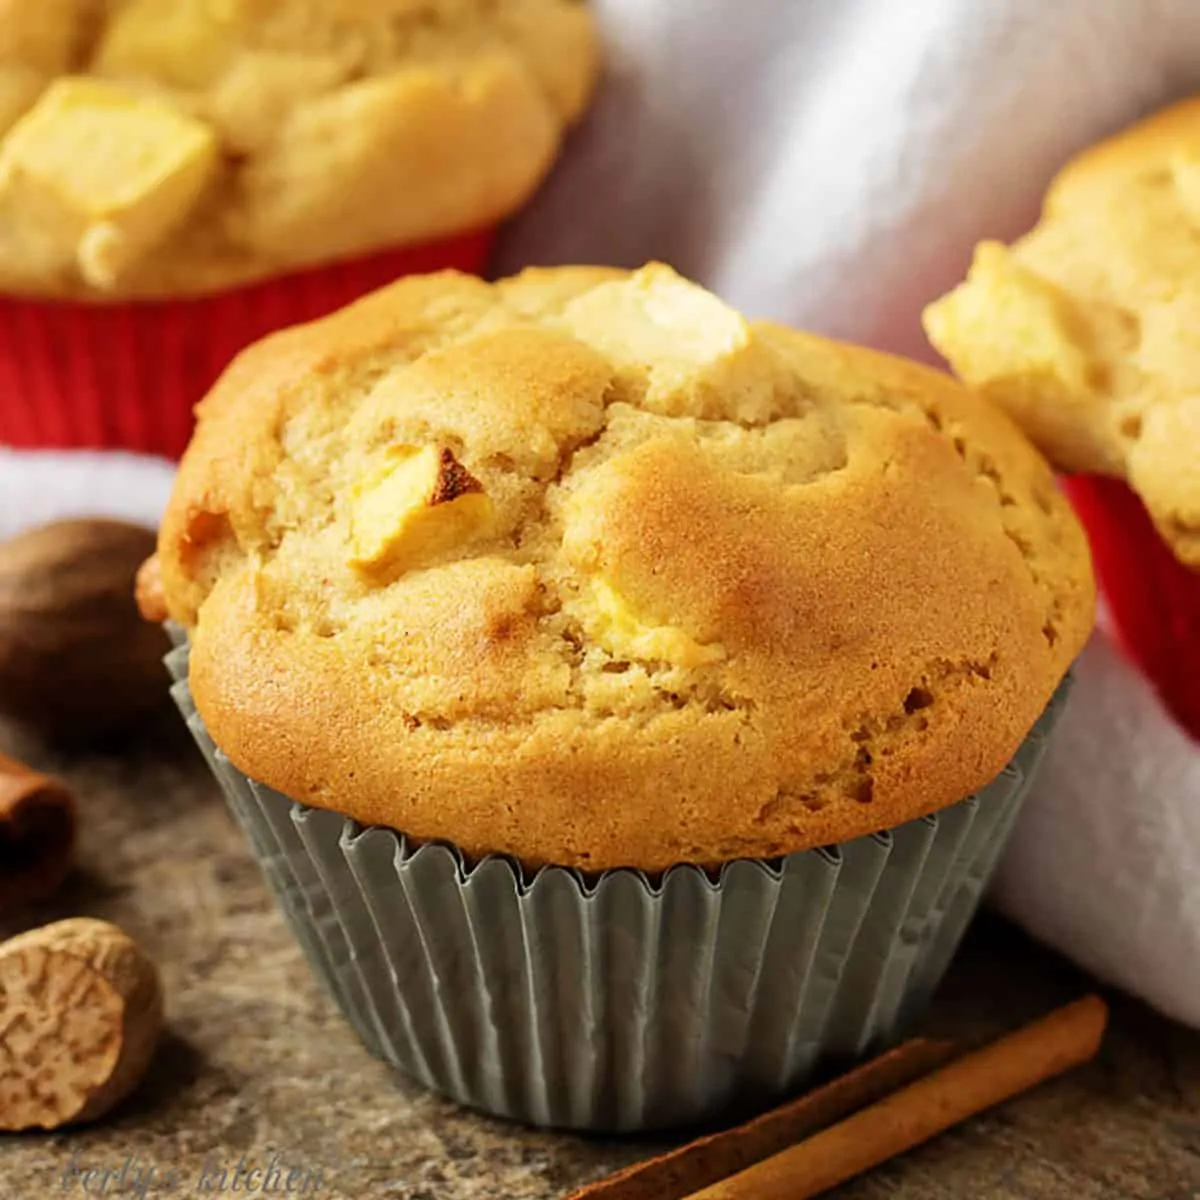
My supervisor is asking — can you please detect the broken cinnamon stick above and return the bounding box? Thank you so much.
[689,995,1108,1199]
[0,751,77,915]
[568,1037,954,1200]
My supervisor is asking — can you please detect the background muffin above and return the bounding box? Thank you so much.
[0,0,598,456]
[924,96,1200,738]
[148,263,1092,1128]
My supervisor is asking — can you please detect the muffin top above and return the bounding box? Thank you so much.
[144,264,1093,871]
[0,0,597,299]
[924,96,1200,570]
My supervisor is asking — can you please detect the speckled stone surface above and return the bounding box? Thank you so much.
[1,713,1198,1200]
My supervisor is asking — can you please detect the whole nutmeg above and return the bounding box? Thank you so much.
[0,520,170,746]
[0,918,164,1130]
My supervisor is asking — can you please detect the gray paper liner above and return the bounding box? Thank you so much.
[165,634,1070,1133]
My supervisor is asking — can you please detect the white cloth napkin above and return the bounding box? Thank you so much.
[992,636,1200,1027]
[0,448,176,545]
[498,0,1200,363]
[2,0,1198,1023]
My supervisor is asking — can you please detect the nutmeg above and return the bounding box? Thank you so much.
[0,520,170,745]
[0,919,164,1130]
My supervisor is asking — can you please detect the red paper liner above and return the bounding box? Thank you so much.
[1065,474,1200,741]
[0,227,494,460]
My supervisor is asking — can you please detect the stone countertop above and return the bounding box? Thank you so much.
[1,715,1198,1200]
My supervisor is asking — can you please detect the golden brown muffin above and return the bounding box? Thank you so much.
[0,0,597,298]
[147,263,1093,871]
[923,97,1200,569]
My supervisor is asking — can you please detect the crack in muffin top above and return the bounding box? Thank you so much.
[0,0,597,298]
[149,263,1094,870]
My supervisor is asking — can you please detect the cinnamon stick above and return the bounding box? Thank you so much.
[688,995,1108,1199]
[568,1037,954,1200]
[0,752,77,915]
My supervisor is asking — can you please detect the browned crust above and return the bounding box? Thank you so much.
[430,447,484,505]
[155,265,1094,871]
[135,553,167,623]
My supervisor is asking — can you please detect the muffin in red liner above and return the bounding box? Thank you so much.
[923,97,1200,740]
[0,0,598,458]
[0,230,493,460]
[1064,475,1200,740]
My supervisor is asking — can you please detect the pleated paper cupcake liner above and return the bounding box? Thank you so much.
[0,228,493,460]
[1065,474,1200,741]
[165,633,1069,1132]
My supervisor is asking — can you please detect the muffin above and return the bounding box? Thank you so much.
[924,96,1200,738]
[141,263,1093,1130]
[0,0,598,457]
